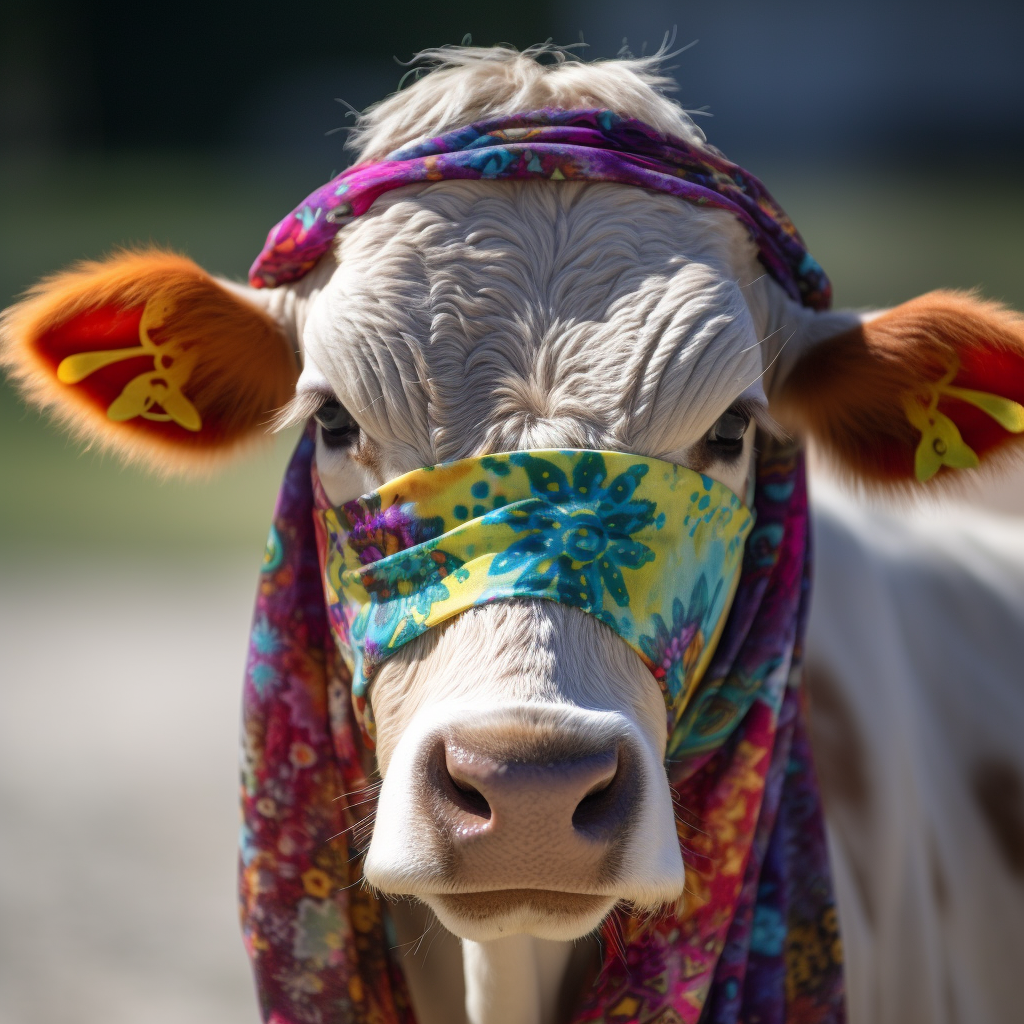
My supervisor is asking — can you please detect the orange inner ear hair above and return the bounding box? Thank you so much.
[774,291,1024,486]
[1,249,298,471]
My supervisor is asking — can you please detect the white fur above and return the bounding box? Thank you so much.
[301,180,764,491]
[365,605,685,935]
[463,935,575,1024]
[807,489,1024,1024]
[348,44,709,163]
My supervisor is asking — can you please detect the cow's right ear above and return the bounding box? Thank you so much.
[0,248,299,473]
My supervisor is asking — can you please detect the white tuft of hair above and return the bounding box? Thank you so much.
[347,42,708,163]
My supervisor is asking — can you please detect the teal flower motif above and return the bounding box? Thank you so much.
[262,524,284,573]
[359,546,468,661]
[251,617,281,656]
[250,662,278,695]
[487,452,662,613]
[296,204,321,232]
[750,903,786,957]
[464,146,519,177]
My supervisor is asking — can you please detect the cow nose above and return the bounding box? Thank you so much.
[423,724,642,890]
[444,742,621,834]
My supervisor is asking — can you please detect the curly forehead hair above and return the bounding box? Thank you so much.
[347,42,709,163]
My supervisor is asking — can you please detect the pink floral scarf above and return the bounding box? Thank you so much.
[248,108,830,312]
[239,431,842,1024]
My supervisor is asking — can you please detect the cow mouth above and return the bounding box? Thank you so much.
[432,889,612,921]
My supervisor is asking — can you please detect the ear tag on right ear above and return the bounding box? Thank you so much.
[904,364,1024,482]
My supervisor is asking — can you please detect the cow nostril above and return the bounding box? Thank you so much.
[448,775,491,819]
[571,746,635,840]
[435,743,492,820]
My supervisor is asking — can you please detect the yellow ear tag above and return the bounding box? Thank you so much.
[56,295,203,432]
[904,365,1024,482]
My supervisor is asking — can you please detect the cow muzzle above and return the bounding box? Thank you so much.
[363,705,684,940]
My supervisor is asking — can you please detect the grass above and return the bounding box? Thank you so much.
[2,153,1022,555]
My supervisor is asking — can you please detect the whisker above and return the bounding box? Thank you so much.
[332,868,368,893]
[420,914,446,963]
[341,793,385,811]
[744,325,797,389]
[324,810,378,846]
[740,273,769,290]
[333,781,383,802]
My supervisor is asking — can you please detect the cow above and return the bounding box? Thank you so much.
[2,44,1023,1024]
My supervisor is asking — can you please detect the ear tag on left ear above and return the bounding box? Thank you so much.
[904,364,1024,482]
[56,295,202,432]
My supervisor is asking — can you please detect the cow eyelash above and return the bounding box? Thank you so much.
[313,397,360,450]
[704,403,753,461]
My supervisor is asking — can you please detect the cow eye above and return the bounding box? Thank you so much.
[705,405,751,453]
[314,398,359,450]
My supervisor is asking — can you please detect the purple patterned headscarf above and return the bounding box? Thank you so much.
[248,108,831,310]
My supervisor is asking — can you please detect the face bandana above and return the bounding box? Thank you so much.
[311,449,753,745]
[239,108,844,1024]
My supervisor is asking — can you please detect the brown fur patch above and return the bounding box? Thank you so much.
[972,757,1024,879]
[1,249,297,473]
[775,290,1024,488]
[804,661,870,813]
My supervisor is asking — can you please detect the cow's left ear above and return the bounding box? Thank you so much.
[771,290,1024,486]
[0,248,299,473]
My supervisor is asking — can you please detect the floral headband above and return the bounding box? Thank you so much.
[249,107,831,310]
[311,448,754,743]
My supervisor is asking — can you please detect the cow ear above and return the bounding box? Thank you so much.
[772,290,1024,486]
[0,248,299,473]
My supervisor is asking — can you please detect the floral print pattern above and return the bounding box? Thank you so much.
[638,577,717,723]
[315,449,753,744]
[489,451,660,616]
[240,428,844,1024]
[249,108,831,311]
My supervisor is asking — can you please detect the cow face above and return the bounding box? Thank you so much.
[289,180,772,940]
[5,52,1024,945]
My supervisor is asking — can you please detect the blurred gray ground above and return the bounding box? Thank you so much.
[0,554,261,1024]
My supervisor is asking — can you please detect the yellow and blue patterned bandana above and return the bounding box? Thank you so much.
[312,448,754,742]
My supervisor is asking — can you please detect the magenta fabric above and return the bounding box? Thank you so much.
[248,108,831,311]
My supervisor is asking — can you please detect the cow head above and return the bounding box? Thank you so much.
[4,47,1024,945]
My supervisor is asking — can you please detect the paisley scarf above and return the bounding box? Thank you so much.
[239,431,842,1023]
[239,107,843,1023]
